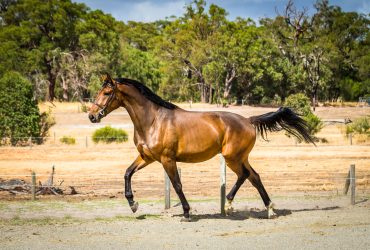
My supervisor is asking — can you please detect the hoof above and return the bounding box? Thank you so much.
[180,217,191,222]
[225,206,234,215]
[267,203,277,219]
[130,201,139,213]
[225,200,234,216]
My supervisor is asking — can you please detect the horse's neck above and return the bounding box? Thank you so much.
[122,96,159,138]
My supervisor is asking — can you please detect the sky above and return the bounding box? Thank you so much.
[73,0,370,23]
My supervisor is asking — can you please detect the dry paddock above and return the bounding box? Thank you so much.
[0,103,369,249]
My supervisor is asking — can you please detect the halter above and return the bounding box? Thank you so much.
[93,81,117,120]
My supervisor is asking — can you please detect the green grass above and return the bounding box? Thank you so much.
[2,215,81,226]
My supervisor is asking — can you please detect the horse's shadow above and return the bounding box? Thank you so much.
[173,205,341,222]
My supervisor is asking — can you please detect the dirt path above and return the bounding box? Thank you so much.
[0,196,369,249]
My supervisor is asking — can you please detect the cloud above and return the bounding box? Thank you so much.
[124,1,186,22]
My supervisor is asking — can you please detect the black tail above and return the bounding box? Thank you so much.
[250,107,315,145]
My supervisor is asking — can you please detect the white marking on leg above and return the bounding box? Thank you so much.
[225,200,234,215]
[267,202,276,219]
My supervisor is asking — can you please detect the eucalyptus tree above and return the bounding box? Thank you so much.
[157,0,227,103]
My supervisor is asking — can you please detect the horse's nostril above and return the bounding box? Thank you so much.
[88,114,95,122]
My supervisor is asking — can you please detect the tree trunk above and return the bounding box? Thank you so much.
[48,74,56,102]
[200,80,211,103]
[208,84,213,104]
[312,84,318,111]
[45,57,57,101]
[223,67,236,99]
[61,75,68,101]
[200,82,206,103]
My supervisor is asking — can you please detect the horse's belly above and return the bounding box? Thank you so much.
[176,134,221,163]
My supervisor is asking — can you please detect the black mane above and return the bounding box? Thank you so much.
[115,78,178,110]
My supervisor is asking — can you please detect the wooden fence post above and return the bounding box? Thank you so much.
[343,171,350,195]
[220,154,226,216]
[350,164,356,205]
[164,170,171,209]
[31,172,36,201]
[344,164,356,205]
[85,136,88,148]
[349,133,352,145]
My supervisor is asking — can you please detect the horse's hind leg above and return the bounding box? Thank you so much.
[224,160,250,215]
[244,162,276,218]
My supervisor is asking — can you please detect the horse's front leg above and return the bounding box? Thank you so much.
[162,157,191,222]
[124,155,152,213]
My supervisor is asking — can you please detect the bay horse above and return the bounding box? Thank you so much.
[88,74,314,221]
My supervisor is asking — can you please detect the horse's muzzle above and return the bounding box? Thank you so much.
[88,113,100,123]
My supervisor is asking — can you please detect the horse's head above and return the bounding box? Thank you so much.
[88,73,121,123]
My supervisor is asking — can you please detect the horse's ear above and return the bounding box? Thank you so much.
[100,73,113,83]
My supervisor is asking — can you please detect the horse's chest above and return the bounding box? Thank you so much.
[135,133,163,161]
[136,143,156,161]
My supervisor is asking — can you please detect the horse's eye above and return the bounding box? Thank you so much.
[104,92,111,96]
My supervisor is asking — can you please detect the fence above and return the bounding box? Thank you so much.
[0,160,367,215]
[0,132,360,148]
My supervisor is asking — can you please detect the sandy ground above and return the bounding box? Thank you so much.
[0,196,369,249]
[0,104,369,198]
[0,103,369,249]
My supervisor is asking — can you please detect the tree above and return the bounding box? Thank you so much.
[0,72,41,145]
[157,0,227,103]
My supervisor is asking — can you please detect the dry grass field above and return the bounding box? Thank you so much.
[0,103,369,199]
[1,103,369,249]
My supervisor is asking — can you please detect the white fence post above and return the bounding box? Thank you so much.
[220,154,226,216]
[164,170,171,209]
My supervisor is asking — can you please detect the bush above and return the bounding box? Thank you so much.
[60,136,76,145]
[92,126,128,143]
[80,103,89,113]
[346,117,370,136]
[284,93,311,116]
[0,72,42,146]
[39,108,56,142]
[304,112,323,135]
[284,93,323,137]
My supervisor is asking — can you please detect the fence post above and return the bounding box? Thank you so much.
[164,170,171,209]
[349,133,352,145]
[220,154,226,216]
[343,171,350,195]
[85,136,88,148]
[54,132,56,143]
[350,164,356,205]
[31,172,36,201]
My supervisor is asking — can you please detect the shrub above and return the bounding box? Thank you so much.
[284,93,323,137]
[284,93,311,116]
[60,136,76,145]
[304,112,323,135]
[0,72,42,146]
[80,103,89,113]
[346,117,370,136]
[92,126,128,143]
[39,108,56,143]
